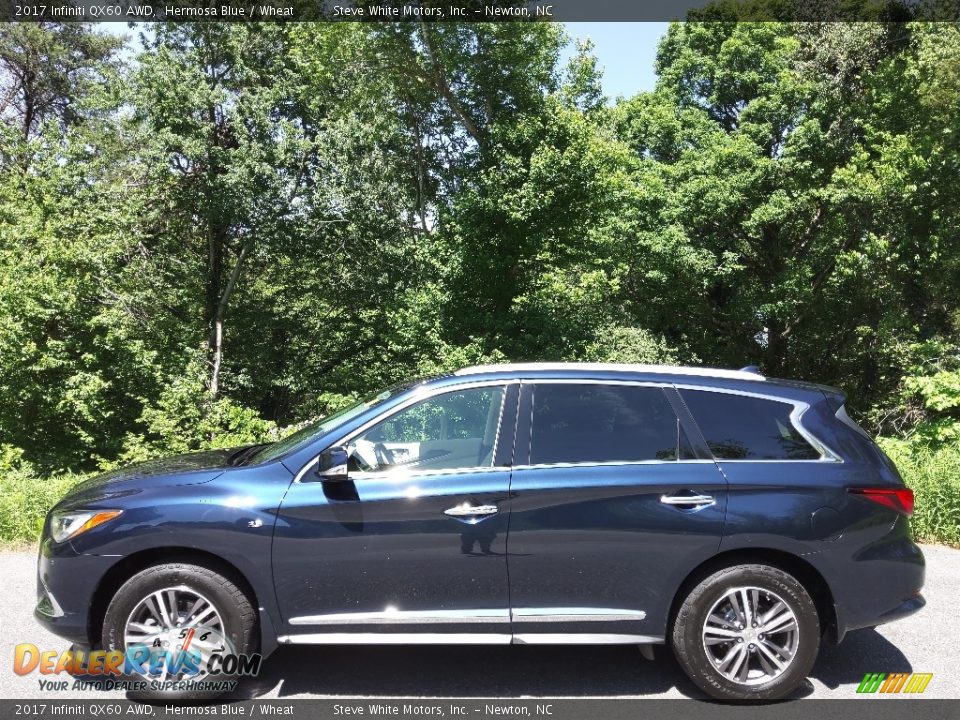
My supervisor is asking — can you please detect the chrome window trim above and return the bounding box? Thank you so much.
[673,384,842,463]
[294,379,514,483]
[512,459,716,471]
[708,459,838,463]
[836,404,873,440]
[294,377,841,479]
[514,379,841,466]
[346,465,511,481]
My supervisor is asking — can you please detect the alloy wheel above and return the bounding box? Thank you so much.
[701,585,800,685]
[123,585,226,682]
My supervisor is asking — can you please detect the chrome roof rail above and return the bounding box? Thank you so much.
[453,363,766,381]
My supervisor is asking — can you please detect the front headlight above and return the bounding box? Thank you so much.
[49,509,123,543]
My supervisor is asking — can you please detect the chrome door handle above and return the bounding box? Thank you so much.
[444,503,499,517]
[660,493,715,508]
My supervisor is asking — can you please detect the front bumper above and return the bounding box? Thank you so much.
[34,538,118,646]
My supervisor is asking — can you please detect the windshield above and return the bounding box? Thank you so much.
[251,381,417,463]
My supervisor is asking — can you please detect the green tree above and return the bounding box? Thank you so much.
[131,24,312,399]
[0,22,151,469]
[0,22,122,145]
[611,21,960,413]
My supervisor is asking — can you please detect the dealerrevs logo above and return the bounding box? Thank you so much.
[856,672,934,695]
[13,629,261,693]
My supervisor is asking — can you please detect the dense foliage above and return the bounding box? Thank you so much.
[1,19,958,543]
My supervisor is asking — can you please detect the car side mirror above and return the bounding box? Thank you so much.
[313,445,349,482]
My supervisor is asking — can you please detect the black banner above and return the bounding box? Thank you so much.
[2,0,959,23]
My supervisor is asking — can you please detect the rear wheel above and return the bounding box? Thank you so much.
[101,562,256,700]
[671,564,820,700]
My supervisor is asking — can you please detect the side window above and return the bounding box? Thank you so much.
[680,390,820,460]
[348,386,506,473]
[529,384,693,465]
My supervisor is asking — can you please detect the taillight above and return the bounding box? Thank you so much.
[848,487,914,517]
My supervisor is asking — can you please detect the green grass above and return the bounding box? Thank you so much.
[881,441,960,546]
[0,468,87,548]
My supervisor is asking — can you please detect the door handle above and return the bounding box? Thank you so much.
[660,492,715,509]
[444,503,499,518]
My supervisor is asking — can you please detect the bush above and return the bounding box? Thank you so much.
[115,351,279,466]
[870,362,960,545]
[582,326,687,364]
[0,445,87,546]
[879,438,960,545]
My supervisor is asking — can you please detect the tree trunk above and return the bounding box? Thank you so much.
[205,226,225,397]
[765,316,787,378]
[208,237,254,399]
[418,22,484,147]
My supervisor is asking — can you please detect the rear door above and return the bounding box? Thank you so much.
[506,380,727,643]
[678,386,849,544]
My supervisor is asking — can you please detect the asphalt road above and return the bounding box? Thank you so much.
[1,545,956,700]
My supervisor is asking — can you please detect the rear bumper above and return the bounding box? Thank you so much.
[833,592,925,644]
[875,593,926,625]
[827,515,925,642]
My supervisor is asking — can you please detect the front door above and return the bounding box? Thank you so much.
[272,382,518,641]
[506,381,727,643]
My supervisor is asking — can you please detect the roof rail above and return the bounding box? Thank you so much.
[453,362,766,381]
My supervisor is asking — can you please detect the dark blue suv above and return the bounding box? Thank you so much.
[36,363,924,700]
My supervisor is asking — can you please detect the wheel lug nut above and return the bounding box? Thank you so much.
[737,638,744,643]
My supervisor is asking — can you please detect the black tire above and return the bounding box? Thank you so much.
[671,564,820,701]
[101,562,256,700]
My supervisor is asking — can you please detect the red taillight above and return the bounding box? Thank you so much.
[848,487,914,517]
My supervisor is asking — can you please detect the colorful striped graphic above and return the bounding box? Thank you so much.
[856,672,933,694]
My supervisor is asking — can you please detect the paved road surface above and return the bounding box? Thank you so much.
[0,545,955,699]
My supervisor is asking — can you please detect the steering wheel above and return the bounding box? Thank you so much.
[373,442,396,469]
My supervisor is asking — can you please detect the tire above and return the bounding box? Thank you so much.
[101,562,256,700]
[671,564,820,701]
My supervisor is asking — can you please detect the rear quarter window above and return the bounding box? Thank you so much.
[680,390,821,461]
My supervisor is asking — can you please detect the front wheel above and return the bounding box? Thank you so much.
[671,564,820,700]
[101,562,257,700]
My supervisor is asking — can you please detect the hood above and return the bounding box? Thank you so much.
[61,447,243,506]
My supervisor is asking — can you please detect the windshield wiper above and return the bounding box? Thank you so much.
[227,443,271,467]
